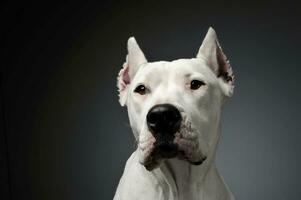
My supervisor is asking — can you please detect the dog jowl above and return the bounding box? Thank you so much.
[117,27,234,172]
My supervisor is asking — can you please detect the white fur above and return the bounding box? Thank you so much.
[114,27,235,200]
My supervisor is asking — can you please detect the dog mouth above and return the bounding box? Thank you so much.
[143,141,178,170]
[140,113,207,171]
[143,139,207,171]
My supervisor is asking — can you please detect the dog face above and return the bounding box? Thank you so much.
[117,28,234,170]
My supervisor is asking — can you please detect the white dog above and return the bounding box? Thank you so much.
[114,27,235,200]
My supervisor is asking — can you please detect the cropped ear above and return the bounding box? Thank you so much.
[117,37,147,106]
[197,27,234,97]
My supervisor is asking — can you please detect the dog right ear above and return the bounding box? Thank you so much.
[117,37,147,106]
[197,27,234,98]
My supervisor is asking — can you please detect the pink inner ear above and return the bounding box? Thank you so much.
[216,45,234,85]
[122,64,130,84]
[117,62,130,91]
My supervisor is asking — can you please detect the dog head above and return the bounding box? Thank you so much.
[117,27,234,170]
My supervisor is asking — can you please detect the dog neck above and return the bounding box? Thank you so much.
[156,157,232,200]
[153,128,233,200]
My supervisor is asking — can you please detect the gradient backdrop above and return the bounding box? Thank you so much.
[1,1,300,200]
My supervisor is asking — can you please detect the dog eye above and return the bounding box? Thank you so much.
[190,80,205,90]
[134,84,147,95]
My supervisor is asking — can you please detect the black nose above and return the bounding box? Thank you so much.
[146,104,182,136]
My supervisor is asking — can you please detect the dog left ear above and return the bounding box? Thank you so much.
[197,27,234,97]
[117,37,148,106]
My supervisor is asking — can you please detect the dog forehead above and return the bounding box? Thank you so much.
[134,58,214,83]
[169,58,210,73]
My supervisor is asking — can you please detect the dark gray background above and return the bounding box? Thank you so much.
[1,1,300,200]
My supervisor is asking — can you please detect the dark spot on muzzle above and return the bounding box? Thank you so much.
[144,142,179,171]
[154,141,178,158]
[189,156,207,165]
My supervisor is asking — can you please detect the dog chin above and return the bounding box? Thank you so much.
[139,144,206,171]
[141,151,206,171]
[139,142,177,171]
